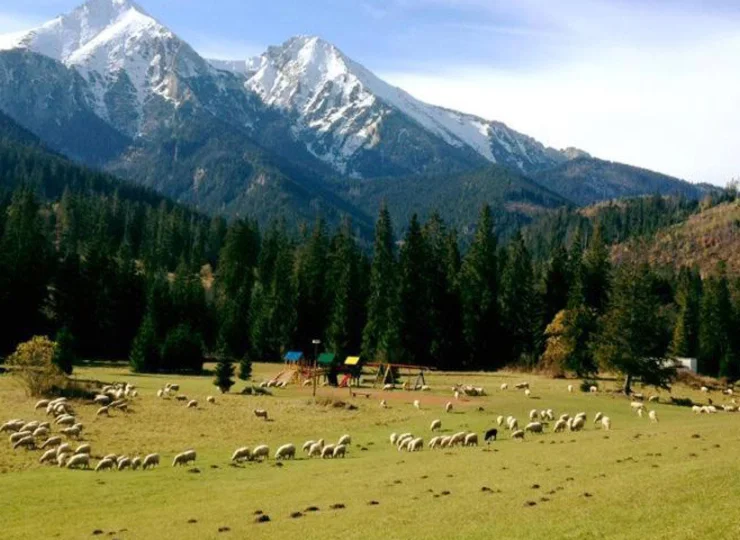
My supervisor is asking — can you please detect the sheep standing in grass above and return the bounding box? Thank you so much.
[172,450,197,467]
[413,400,421,410]
[275,444,296,460]
[429,436,440,449]
[302,441,316,453]
[568,385,574,393]
[9,431,32,444]
[524,389,531,398]
[232,447,252,462]
[131,457,142,470]
[253,409,268,421]
[590,386,598,393]
[484,428,498,442]
[337,434,351,446]
[13,436,35,450]
[593,412,603,424]
[252,445,269,461]
[525,422,543,434]
[308,442,323,458]
[450,432,466,446]
[118,457,132,471]
[66,453,90,469]
[496,416,504,426]
[464,433,478,447]
[511,430,525,440]
[96,459,115,472]
[430,419,442,432]
[637,408,645,418]
[187,400,198,409]
[333,444,347,458]
[380,400,387,408]
[445,402,453,413]
[408,438,424,452]
[601,417,611,430]
[507,418,519,431]
[389,433,398,445]
[207,396,216,404]
[570,417,585,432]
[39,449,57,464]
[74,444,91,455]
[649,410,659,423]
[529,409,539,421]
[57,453,70,467]
[142,453,160,470]
[500,383,508,391]
[96,406,110,417]
[321,444,336,459]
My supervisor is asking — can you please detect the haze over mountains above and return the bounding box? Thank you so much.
[0,0,707,232]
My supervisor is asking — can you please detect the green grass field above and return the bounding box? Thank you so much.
[2,363,740,540]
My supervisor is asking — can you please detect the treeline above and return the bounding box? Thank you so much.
[1,136,739,383]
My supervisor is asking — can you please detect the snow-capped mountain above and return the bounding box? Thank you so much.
[217,36,568,177]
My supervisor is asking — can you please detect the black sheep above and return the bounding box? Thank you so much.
[484,428,498,442]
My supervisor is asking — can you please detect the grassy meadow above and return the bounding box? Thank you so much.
[2,363,740,540]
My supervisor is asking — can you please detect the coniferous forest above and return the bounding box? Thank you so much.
[1,135,739,388]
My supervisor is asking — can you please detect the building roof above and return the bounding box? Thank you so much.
[284,351,304,362]
[317,352,336,365]
[344,356,361,366]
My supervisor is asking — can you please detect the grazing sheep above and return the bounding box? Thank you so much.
[524,389,531,398]
[692,405,702,414]
[187,400,198,409]
[94,395,111,405]
[567,384,574,393]
[496,415,504,426]
[637,408,645,418]
[321,444,336,458]
[61,426,82,439]
[544,409,555,421]
[559,413,570,421]
[56,443,71,457]
[338,434,351,446]
[439,436,452,448]
[429,436,441,449]
[66,453,90,469]
[1,420,24,433]
[118,457,132,471]
[553,419,567,433]
[55,415,75,426]
[701,386,709,393]
[74,444,91,455]
[96,406,110,417]
[511,430,525,440]
[232,447,252,462]
[302,440,316,453]
[207,396,216,404]
[103,454,118,463]
[308,442,323,458]
[253,409,269,421]
[407,438,424,452]
[39,448,58,464]
[34,399,50,410]
[168,384,180,392]
[593,412,603,424]
[142,453,160,470]
[397,433,412,444]
[589,386,598,393]
[413,400,421,410]
[252,445,269,461]
[20,421,39,433]
[500,383,508,390]
[507,418,519,431]
[275,444,296,460]
[514,382,529,390]
[484,428,498,442]
[464,433,478,447]
[175,396,188,402]
[648,410,659,423]
[630,401,646,411]
[380,399,387,408]
[649,395,659,403]
[571,417,585,431]
[430,419,442,432]
[445,402,453,413]
[450,432,467,446]
[454,390,460,400]
[529,409,539,421]
[131,457,142,470]
[397,437,413,451]
[421,385,431,392]
[525,422,543,434]
[389,433,398,445]
[172,450,197,467]
[9,431,32,444]
[57,453,70,467]
[96,459,115,472]
[601,416,611,430]
[333,444,347,458]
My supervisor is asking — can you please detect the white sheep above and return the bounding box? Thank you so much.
[445,402,453,413]
[649,395,659,403]
[553,419,567,433]
[464,433,478,446]
[142,453,160,469]
[275,444,296,460]
[454,390,460,400]
[74,444,91,455]
[253,409,268,421]
[450,432,466,446]
[593,412,603,424]
[321,444,336,458]
[94,395,111,405]
[389,433,398,445]
[333,444,347,458]
[692,405,702,414]
[380,399,387,408]
[66,453,90,469]
[57,453,70,467]
[500,383,508,390]
[118,457,132,471]
[496,415,504,426]
[429,436,440,449]
[567,384,574,393]
[430,419,442,432]
[570,417,585,431]
[131,457,142,470]
[96,406,110,417]
[382,384,394,391]
[9,431,32,444]
[701,386,709,393]
[103,454,118,463]
[589,386,598,393]
[207,396,216,404]
[648,410,659,423]
[421,385,431,392]
[413,399,421,410]
[511,429,525,440]
[439,436,452,448]
[20,421,39,432]
[39,449,57,464]
[337,434,351,446]
[13,435,35,450]
[187,400,198,409]
[529,409,539,421]
[544,409,555,421]
[630,401,646,411]
[601,416,611,430]
[34,399,50,410]
[55,415,75,426]
[407,437,424,452]
[232,447,252,462]
[507,418,518,431]
[524,389,531,398]
[95,459,115,472]
[525,422,543,434]
[172,450,197,467]
[61,426,82,439]
[302,440,316,453]
[252,445,269,461]
[308,442,323,457]
[637,408,645,418]
[56,443,71,457]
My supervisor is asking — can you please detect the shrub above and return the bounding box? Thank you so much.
[53,327,76,375]
[129,315,160,373]
[160,324,204,373]
[214,356,235,393]
[5,336,66,396]
[580,380,599,393]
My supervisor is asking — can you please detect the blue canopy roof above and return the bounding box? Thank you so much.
[284,351,304,362]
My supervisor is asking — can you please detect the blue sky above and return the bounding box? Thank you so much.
[1,0,739,185]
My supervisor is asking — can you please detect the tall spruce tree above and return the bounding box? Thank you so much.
[580,227,611,314]
[594,264,674,394]
[398,214,431,366]
[459,205,499,369]
[362,205,400,362]
[699,265,736,377]
[293,218,330,351]
[671,267,702,359]
[543,244,572,325]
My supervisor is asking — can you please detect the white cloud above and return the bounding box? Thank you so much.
[382,31,740,186]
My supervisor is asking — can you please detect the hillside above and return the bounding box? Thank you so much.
[611,199,740,275]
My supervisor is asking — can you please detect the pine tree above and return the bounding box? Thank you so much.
[398,214,431,365]
[594,264,674,394]
[362,205,399,362]
[214,356,235,393]
[543,244,572,324]
[160,323,204,373]
[671,267,702,359]
[53,326,76,375]
[129,314,160,373]
[293,218,330,351]
[699,265,736,377]
[459,205,499,369]
[580,226,611,314]
[239,353,253,381]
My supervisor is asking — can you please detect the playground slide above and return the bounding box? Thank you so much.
[272,368,298,385]
[338,374,351,388]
